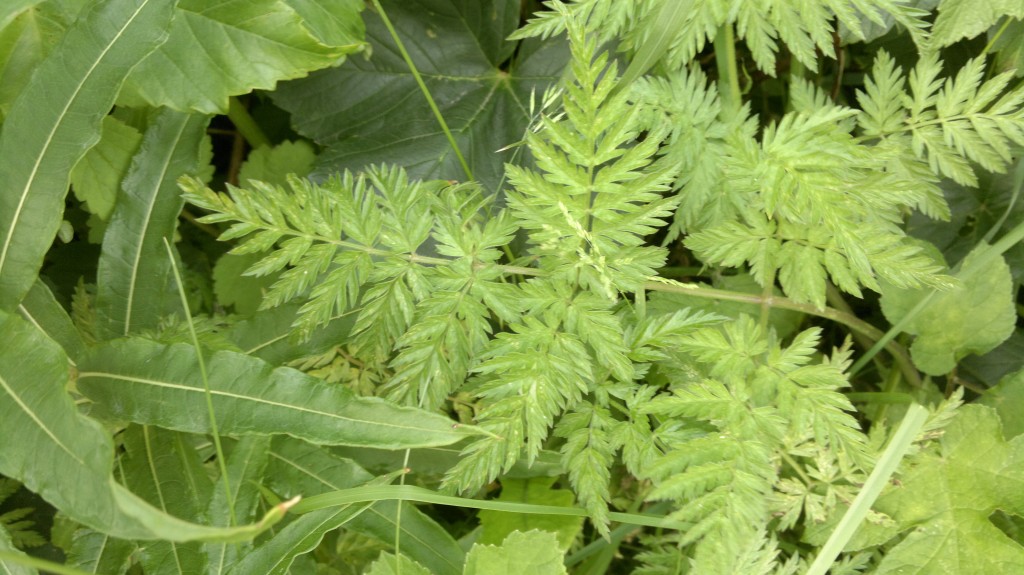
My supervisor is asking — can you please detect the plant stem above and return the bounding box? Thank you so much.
[227,97,270,149]
[164,239,236,524]
[714,23,742,120]
[806,404,929,575]
[646,278,922,386]
[370,0,473,182]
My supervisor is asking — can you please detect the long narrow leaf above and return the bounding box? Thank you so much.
[65,529,135,575]
[0,0,175,311]
[121,426,211,575]
[96,110,210,338]
[16,279,86,363]
[77,339,471,449]
[0,309,296,543]
[266,438,465,575]
[204,436,273,575]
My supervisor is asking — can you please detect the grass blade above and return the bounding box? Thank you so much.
[805,404,930,575]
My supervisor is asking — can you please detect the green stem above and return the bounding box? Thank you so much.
[164,239,236,524]
[646,279,921,387]
[850,215,1024,377]
[982,17,1013,55]
[806,404,929,575]
[781,451,814,486]
[759,267,775,332]
[227,97,270,149]
[714,23,742,120]
[371,0,473,182]
[208,209,921,384]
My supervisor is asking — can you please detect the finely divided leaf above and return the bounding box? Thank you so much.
[0,0,174,311]
[77,339,470,449]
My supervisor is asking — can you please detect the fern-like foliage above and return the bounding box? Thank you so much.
[0,479,45,550]
[638,318,872,573]
[682,96,953,308]
[512,0,930,75]
[441,21,685,532]
[858,50,1024,187]
[633,66,758,239]
[181,167,513,410]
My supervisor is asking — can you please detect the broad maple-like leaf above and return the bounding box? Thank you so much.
[271,0,568,193]
[874,405,1024,574]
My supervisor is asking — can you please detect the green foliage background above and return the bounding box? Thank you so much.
[1,0,1024,574]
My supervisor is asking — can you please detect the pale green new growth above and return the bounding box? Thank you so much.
[513,0,929,74]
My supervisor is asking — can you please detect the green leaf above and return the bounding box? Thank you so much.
[120,425,210,575]
[212,252,279,315]
[117,0,365,114]
[0,522,36,575]
[0,1,68,122]
[204,436,273,575]
[283,0,365,47]
[478,477,583,550]
[65,529,134,575]
[0,310,293,542]
[875,405,1024,574]
[224,303,355,366]
[880,244,1016,375]
[69,115,144,221]
[0,0,174,311]
[993,18,1024,78]
[77,338,470,449]
[237,139,316,188]
[228,504,375,575]
[271,0,568,192]
[366,553,431,575]
[16,279,86,363]
[264,437,465,575]
[932,0,1024,48]
[464,530,567,575]
[647,274,802,339]
[0,0,46,30]
[95,110,210,339]
[980,369,1024,439]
